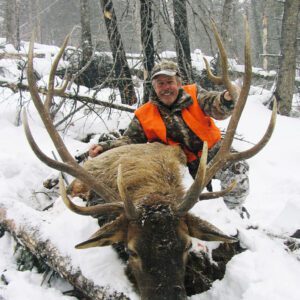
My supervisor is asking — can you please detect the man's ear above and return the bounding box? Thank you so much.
[176,76,182,86]
[185,213,237,243]
[75,215,128,249]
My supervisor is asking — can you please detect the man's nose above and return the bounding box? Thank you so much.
[162,83,171,89]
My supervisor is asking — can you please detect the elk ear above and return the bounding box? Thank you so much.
[186,213,237,243]
[75,215,128,249]
[67,178,91,200]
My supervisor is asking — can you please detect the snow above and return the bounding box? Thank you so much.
[0,42,300,300]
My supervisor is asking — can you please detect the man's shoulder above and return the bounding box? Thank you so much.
[135,101,154,113]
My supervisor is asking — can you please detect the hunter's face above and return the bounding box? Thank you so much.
[152,75,181,106]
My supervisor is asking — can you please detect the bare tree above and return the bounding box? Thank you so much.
[99,0,137,105]
[140,0,155,103]
[215,0,234,75]
[5,0,17,47]
[250,0,263,67]
[274,0,300,116]
[173,0,193,84]
[15,0,21,50]
[29,0,42,43]
[262,0,273,70]
[80,0,93,65]
[220,0,234,53]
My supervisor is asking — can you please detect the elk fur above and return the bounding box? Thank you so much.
[68,142,187,203]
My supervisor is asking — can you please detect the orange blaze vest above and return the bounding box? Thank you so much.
[134,84,221,162]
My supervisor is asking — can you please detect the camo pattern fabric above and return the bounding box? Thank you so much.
[99,85,234,152]
[98,85,249,209]
[217,161,249,210]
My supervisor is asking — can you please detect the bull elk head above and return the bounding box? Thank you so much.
[23,17,276,300]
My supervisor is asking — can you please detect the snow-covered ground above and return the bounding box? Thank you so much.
[0,40,300,300]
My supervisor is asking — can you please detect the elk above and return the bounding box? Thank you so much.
[22,18,276,300]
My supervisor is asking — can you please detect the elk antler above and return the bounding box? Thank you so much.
[117,164,139,220]
[176,142,208,215]
[204,18,238,100]
[59,175,124,215]
[23,33,121,203]
[177,17,277,214]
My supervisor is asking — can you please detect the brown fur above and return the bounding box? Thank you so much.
[68,142,237,300]
[69,142,187,202]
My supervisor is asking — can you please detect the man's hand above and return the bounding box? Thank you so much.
[224,85,241,101]
[224,90,233,101]
[89,144,103,158]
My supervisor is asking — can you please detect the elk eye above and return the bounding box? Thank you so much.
[185,242,192,252]
[127,248,139,258]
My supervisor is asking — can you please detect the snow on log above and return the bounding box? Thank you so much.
[0,203,130,300]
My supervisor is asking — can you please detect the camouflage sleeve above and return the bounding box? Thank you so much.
[98,116,148,151]
[196,84,235,120]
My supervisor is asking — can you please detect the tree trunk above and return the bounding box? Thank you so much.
[262,14,268,70]
[262,0,274,71]
[274,0,300,116]
[173,0,193,84]
[99,0,137,105]
[15,0,21,50]
[216,0,234,75]
[29,0,42,43]
[220,0,233,52]
[251,0,263,67]
[79,0,99,88]
[5,0,17,47]
[140,0,155,103]
[80,0,93,65]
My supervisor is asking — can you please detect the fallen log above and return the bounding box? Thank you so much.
[0,80,135,113]
[0,202,131,300]
[232,68,300,88]
[0,52,46,59]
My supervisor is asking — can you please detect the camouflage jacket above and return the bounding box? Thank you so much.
[99,85,235,155]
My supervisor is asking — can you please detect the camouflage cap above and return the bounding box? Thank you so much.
[151,60,180,80]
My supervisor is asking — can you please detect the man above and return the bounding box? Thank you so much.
[89,60,249,216]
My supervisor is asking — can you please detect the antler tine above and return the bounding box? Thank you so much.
[210,18,237,101]
[200,180,237,200]
[25,34,122,203]
[230,98,277,162]
[53,73,71,97]
[117,164,139,220]
[203,16,276,188]
[45,34,70,111]
[202,17,251,185]
[23,109,80,174]
[176,142,208,215]
[177,17,276,213]
[203,57,223,85]
[27,33,73,164]
[59,175,124,216]
[219,16,252,153]
[22,109,121,203]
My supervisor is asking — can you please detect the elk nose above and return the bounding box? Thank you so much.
[173,285,183,293]
[172,285,187,299]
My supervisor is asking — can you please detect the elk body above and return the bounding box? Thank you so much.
[23,18,276,300]
[61,142,238,300]
[68,142,187,202]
